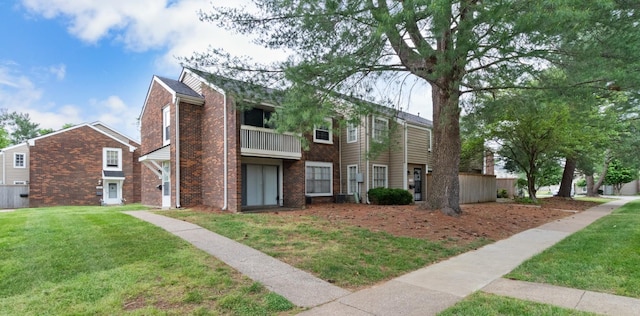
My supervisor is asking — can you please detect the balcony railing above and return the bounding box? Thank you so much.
[240,125,302,160]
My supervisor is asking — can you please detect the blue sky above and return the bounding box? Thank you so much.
[0,0,432,142]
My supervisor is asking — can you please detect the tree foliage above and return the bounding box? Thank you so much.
[191,0,640,215]
[604,160,638,195]
[0,111,41,144]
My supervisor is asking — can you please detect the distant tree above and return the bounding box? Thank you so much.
[62,123,75,129]
[604,160,638,195]
[0,111,40,144]
[38,128,54,135]
[0,128,10,149]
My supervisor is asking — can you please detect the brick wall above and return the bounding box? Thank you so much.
[178,102,203,207]
[298,119,341,205]
[139,81,172,207]
[29,125,138,207]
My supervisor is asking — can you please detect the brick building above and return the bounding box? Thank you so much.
[25,122,141,207]
[139,68,339,211]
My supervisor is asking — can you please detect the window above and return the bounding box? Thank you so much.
[14,153,25,168]
[313,118,333,144]
[305,161,333,196]
[373,117,388,141]
[103,148,122,170]
[372,164,388,188]
[242,108,273,128]
[347,123,357,143]
[162,106,170,145]
[347,165,358,194]
[427,129,432,152]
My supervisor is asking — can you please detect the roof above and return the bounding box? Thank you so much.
[155,76,203,99]
[27,122,137,152]
[103,170,125,179]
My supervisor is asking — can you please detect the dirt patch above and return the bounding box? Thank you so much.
[275,197,601,246]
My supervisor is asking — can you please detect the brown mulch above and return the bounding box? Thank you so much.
[278,197,601,246]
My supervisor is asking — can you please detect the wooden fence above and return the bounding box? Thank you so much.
[426,173,497,204]
[0,185,29,209]
[496,178,518,198]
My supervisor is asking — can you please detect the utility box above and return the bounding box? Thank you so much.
[356,173,364,183]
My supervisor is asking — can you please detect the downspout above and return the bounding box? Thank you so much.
[175,96,181,208]
[222,92,228,211]
[365,115,370,203]
[403,120,408,190]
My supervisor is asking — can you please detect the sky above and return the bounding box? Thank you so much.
[0,0,433,142]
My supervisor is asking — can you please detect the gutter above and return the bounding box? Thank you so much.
[175,96,181,208]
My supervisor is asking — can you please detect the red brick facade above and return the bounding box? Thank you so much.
[29,125,140,207]
[139,72,341,211]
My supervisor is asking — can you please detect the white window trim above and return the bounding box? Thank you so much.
[347,164,358,195]
[14,153,26,168]
[313,118,333,144]
[103,148,123,171]
[372,117,389,141]
[347,123,358,143]
[427,129,432,152]
[13,180,26,185]
[305,161,333,197]
[372,164,388,188]
[162,105,170,146]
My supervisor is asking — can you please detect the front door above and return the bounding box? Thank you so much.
[243,164,279,207]
[103,181,121,205]
[162,161,171,208]
[413,168,422,201]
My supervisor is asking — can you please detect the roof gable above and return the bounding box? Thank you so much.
[138,75,205,121]
[27,122,137,152]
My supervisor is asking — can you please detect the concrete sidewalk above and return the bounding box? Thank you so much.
[123,211,350,308]
[125,197,640,315]
[299,198,638,315]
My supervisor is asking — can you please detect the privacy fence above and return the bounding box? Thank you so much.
[426,173,496,204]
[0,185,29,209]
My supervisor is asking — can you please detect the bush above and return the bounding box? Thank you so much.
[497,189,509,198]
[368,187,413,205]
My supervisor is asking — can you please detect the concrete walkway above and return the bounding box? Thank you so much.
[123,211,350,308]
[125,197,640,315]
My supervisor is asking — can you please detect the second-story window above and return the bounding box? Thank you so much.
[162,106,170,145]
[347,123,357,143]
[14,153,25,168]
[103,148,122,170]
[313,118,333,144]
[243,108,272,128]
[373,117,388,141]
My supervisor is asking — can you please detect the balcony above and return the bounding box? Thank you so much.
[240,125,302,160]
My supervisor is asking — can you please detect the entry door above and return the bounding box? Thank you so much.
[162,161,171,208]
[413,168,422,201]
[244,164,279,207]
[103,181,121,204]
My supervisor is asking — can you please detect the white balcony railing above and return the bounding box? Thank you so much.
[240,125,302,160]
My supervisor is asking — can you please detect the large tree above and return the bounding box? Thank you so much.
[192,1,631,215]
[0,111,41,144]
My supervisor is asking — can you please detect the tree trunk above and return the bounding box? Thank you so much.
[591,154,611,196]
[527,174,538,203]
[425,81,461,216]
[585,174,597,197]
[557,157,576,197]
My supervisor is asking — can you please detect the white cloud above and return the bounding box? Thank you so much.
[49,64,66,80]
[0,63,139,140]
[20,0,286,72]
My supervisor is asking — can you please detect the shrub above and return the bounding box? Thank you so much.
[368,187,413,205]
[497,189,509,198]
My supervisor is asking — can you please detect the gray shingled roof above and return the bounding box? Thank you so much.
[156,76,204,99]
[186,68,432,128]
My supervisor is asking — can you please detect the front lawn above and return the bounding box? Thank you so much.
[506,200,640,298]
[160,209,489,289]
[0,205,295,315]
[437,292,597,316]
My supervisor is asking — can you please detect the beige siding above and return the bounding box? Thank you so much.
[182,72,203,94]
[388,120,405,189]
[1,144,29,185]
[406,125,432,166]
[340,117,366,197]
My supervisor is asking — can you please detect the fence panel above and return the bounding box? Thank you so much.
[496,178,518,198]
[426,173,496,204]
[0,185,29,209]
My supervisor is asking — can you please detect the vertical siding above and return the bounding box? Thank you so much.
[388,120,405,189]
[340,117,365,197]
[406,125,430,165]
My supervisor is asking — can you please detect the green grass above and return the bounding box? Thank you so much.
[160,210,490,289]
[506,200,640,298]
[574,196,617,203]
[0,205,296,315]
[438,292,597,316]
